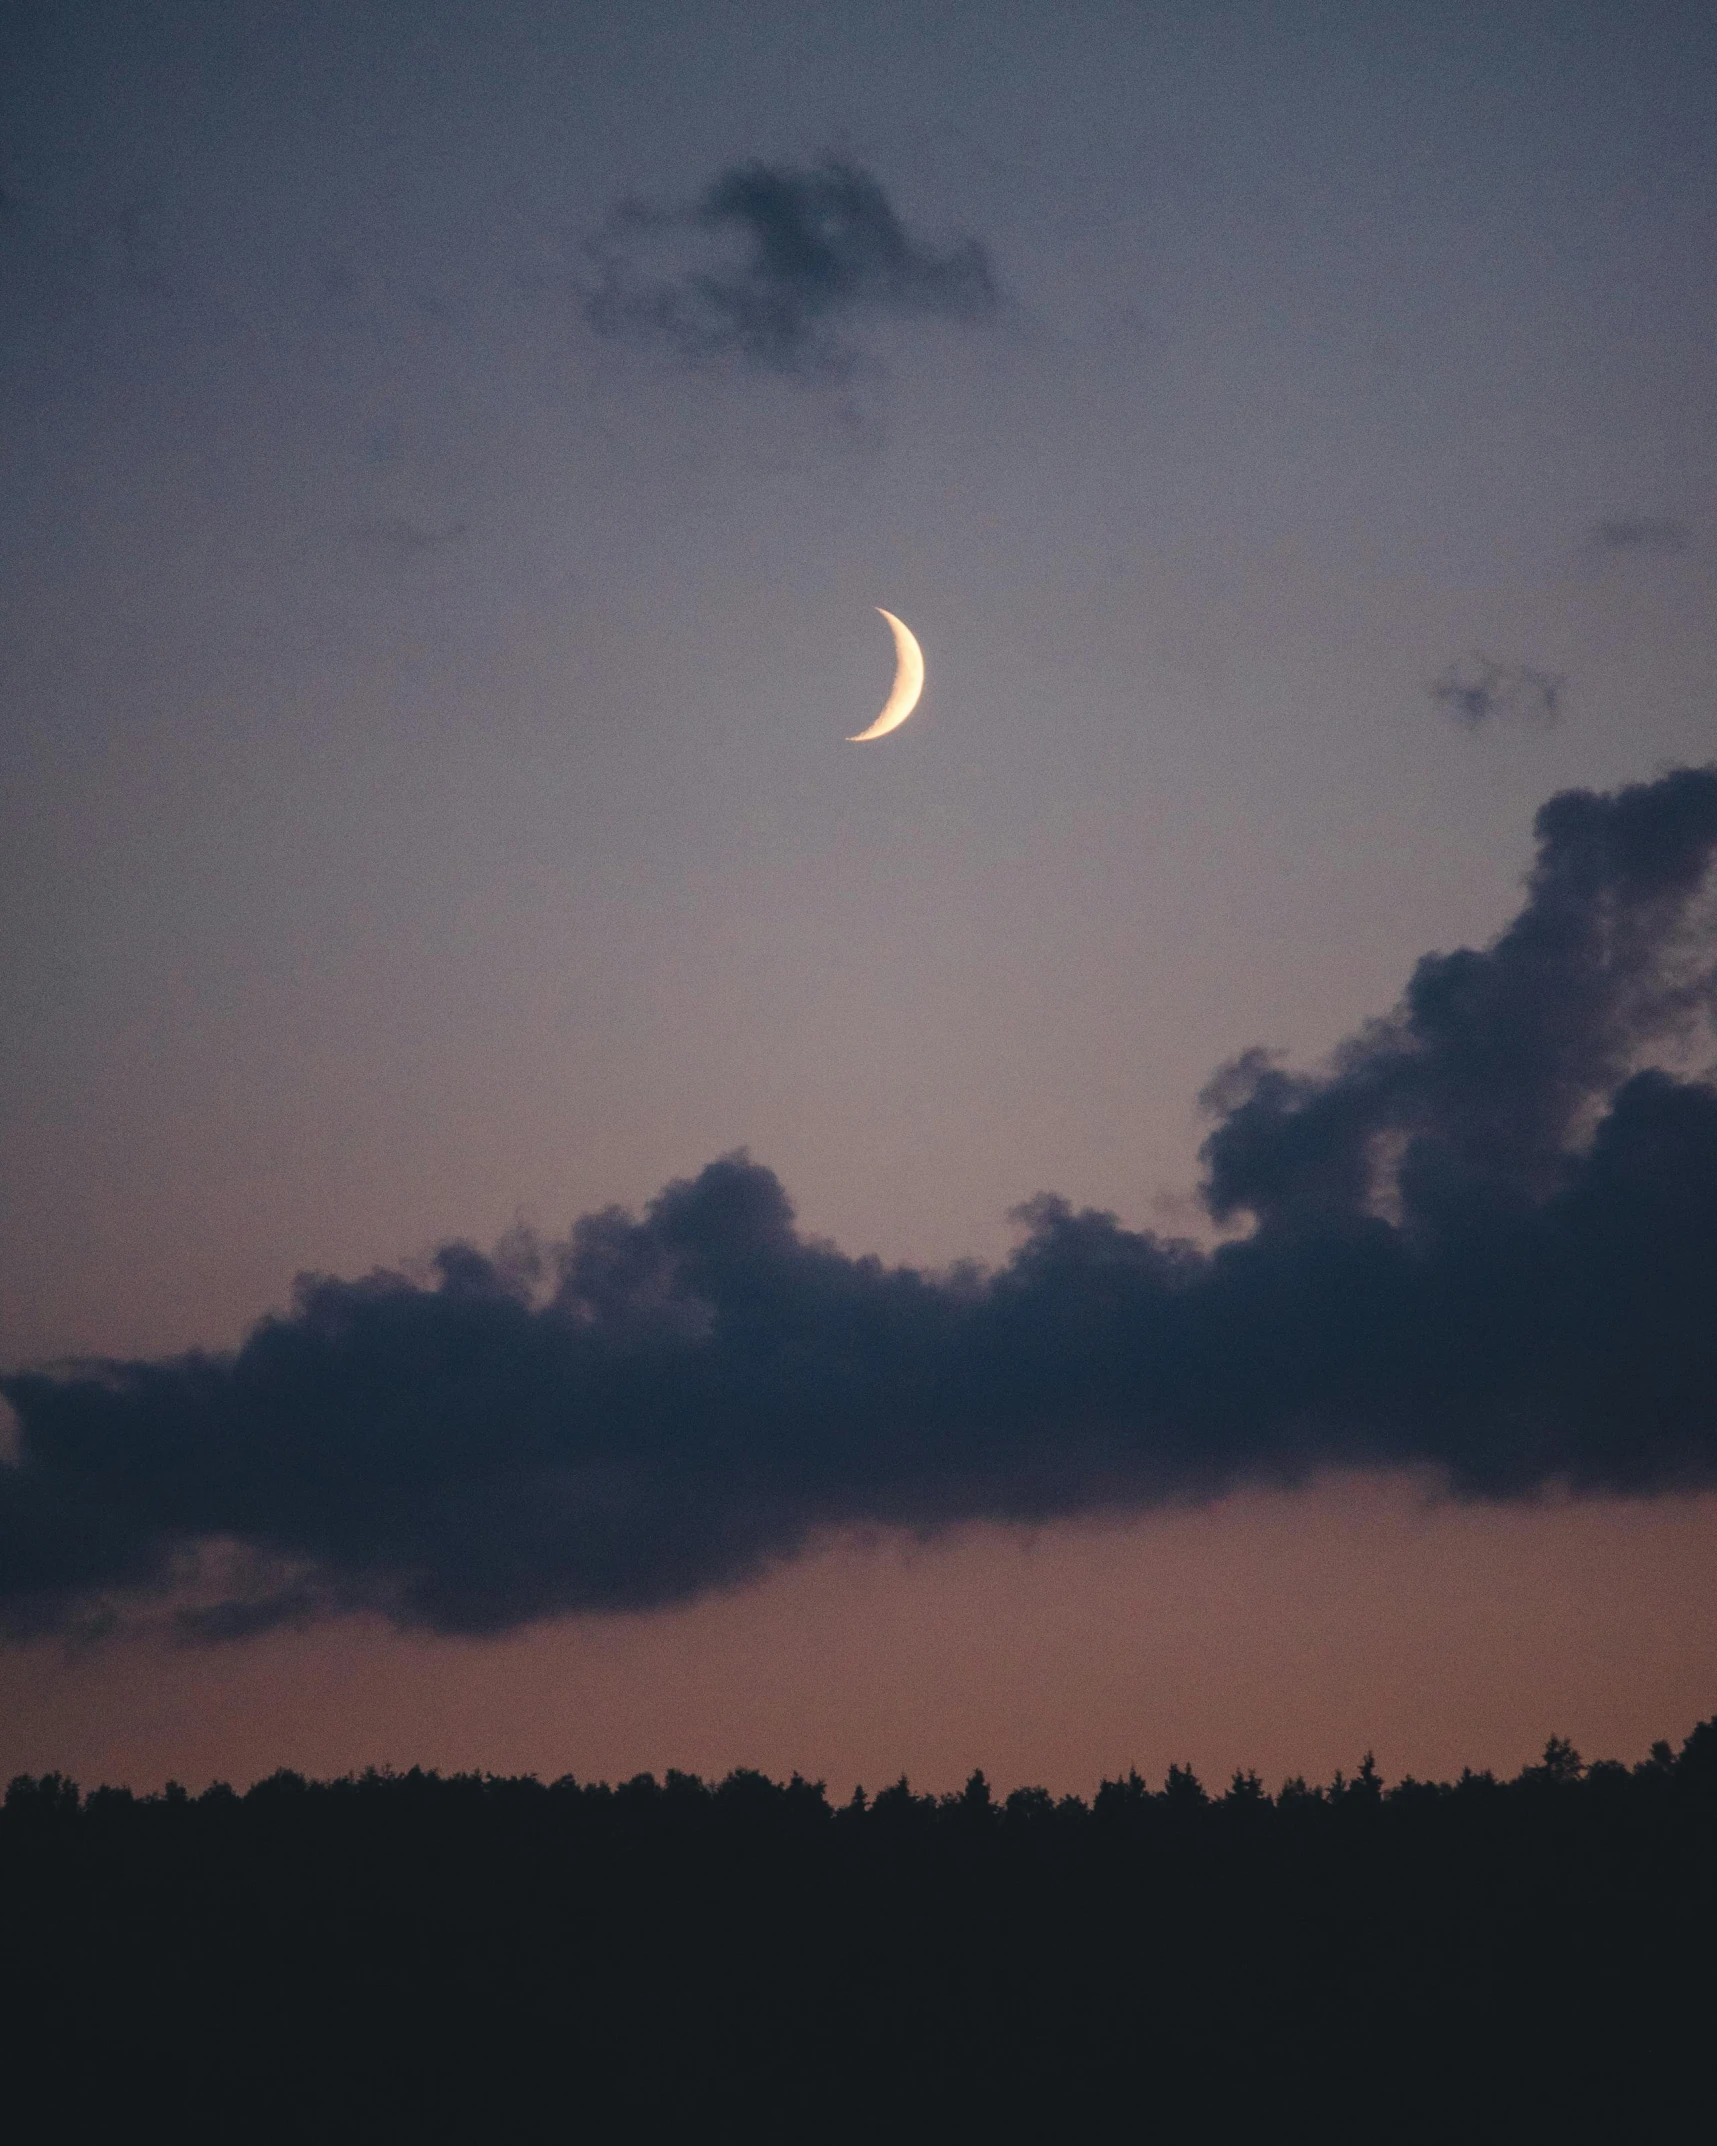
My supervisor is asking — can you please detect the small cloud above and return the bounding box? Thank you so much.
[345,516,468,555]
[1430,655,1565,731]
[576,158,1000,381]
[1585,516,1691,558]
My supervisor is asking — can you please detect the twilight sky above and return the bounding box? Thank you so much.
[3,0,1715,1795]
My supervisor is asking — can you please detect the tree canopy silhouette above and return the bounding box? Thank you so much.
[4,1717,1714,2139]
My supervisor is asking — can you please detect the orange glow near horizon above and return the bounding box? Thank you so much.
[4,1476,1714,1799]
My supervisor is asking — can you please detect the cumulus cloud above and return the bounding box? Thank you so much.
[1585,517,1692,557]
[576,159,1000,379]
[4,768,1717,1644]
[1430,655,1565,729]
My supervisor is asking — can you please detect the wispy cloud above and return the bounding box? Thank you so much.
[1584,516,1692,558]
[576,159,1000,381]
[345,516,469,555]
[1430,654,1564,729]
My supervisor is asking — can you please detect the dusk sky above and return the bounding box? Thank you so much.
[3,0,1715,1797]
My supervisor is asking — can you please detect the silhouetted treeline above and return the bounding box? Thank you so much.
[6,1722,1715,2141]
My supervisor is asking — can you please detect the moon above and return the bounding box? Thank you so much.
[848,609,925,742]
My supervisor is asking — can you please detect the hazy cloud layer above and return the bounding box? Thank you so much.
[576,160,1000,379]
[1431,655,1565,729]
[4,768,1717,1644]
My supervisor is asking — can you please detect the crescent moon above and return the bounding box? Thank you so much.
[848,609,924,742]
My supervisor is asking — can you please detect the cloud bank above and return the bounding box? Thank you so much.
[576,159,999,379]
[4,768,1717,1644]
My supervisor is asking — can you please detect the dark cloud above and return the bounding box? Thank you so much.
[4,768,1717,1644]
[1585,517,1692,557]
[1430,654,1565,729]
[576,159,1000,380]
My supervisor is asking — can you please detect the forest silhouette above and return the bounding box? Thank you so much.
[7,1716,1715,2140]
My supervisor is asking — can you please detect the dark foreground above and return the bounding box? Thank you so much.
[6,1722,1715,2142]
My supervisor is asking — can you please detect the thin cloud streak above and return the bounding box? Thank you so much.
[3,768,1716,1645]
[344,517,469,555]
[1585,517,1692,557]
